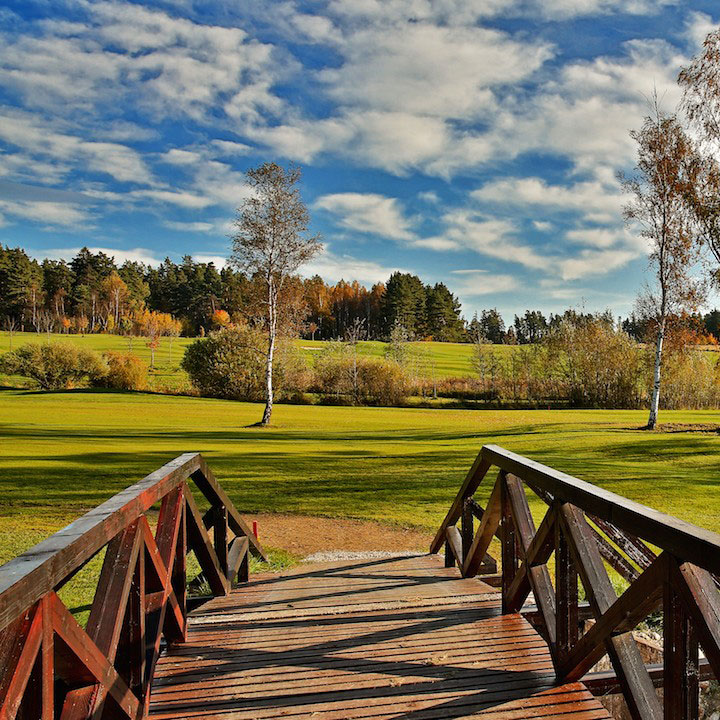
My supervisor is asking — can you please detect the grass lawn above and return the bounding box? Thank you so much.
[3,388,720,549]
[2,388,720,616]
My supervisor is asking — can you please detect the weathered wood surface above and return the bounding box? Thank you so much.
[149,554,610,720]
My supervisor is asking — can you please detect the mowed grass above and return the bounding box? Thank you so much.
[2,388,720,616]
[2,388,720,555]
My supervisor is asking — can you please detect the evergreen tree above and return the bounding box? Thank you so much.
[425,283,464,341]
[478,308,505,344]
[382,272,426,338]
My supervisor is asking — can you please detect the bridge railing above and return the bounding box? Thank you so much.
[0,453,266,720]
[433,444,720,720]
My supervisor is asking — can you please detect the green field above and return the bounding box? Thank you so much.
[0,331,509,391]
[3,388,720,554]
[2,387,720,616]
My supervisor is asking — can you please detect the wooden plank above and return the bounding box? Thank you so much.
[191,461,267,561]
[184,487,229,597]
[588,514,656,570]
[482,444,720,577]
[212,506,229,577]
[461,500,473,562]
[504,475,556,645]
[664,566,699,720]
[591,527,640,582]
[558,503,662,720]
[227,537,249,584]
[0,453,203,632]
[559,553,667,680]
[462,476,502,577]
[584,658,714,694]
[48,592,140,719]
[0,604,42,720]
[149,555,609,720]
[556,509,578,665]
[430,452,491,554]
[41,595,53,720]
[673,559,720,679]
[504,508,556,612]
[445,526,463,570]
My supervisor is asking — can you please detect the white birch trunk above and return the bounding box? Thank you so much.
[647,322,664,429]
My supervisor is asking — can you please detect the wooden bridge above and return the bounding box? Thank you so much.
[1,446,719,720]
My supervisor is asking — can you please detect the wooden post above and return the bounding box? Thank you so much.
[172,503,187,641]
[41,596,53,720]
[213,506,229,578]
[555,508,578,665]
[664,574,699,720]
[128,542,145,699]
[461,499,474,563]
[500,473,519,614]
[444,539,454,568]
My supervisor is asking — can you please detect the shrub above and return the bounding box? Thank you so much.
[313,345,409,405]
[181,326,308,402]
[97,351,148,391]
[0,342,105,390]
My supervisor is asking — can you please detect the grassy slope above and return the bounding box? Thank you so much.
[0,331,510,387]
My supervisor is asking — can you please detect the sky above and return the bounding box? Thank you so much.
[1,0,719,323]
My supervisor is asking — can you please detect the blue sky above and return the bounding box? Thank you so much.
[1,0,719,322]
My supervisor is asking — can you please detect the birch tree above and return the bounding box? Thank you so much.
[680,25,720,288]
[620,105,702,429]
[231,163,321,426]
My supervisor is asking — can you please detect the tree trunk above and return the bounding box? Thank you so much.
[261,333,274,426]
[647,321,664,429]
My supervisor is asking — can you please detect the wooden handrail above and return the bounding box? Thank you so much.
[0,453,266,719]
[434,444,720,720]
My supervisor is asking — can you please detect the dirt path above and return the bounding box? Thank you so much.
[240,513,433,557]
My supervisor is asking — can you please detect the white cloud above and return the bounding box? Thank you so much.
[303,244,403,285]
[418,190,440,204]
[319,24,552,119]
[314,192,416,241]
[533,220,553,232]
[435,211,552,270]
[163,221,216,232]
[2,2,285,125]
[0,108,153,185]
[326,0,677,23]
[0,199,93,228]
[450,269,518,296]
[134,189,213,209]
[558,248,638,280]
[192,253,227,267]
[473,177,625,224]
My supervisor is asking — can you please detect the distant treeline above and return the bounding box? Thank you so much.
[3,244,720,343]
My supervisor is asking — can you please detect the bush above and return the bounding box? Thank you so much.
[0,342,105,390]
[97,351,148,391]
[313,344,409,405]
[181,326,309,402]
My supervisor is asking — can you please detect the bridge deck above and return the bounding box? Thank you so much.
[149,554,610,720]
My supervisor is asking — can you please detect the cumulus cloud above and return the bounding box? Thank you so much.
[0,198,93,228]
[1,2,285,124]
[450,269,518,296]
[434,212,552,270]
[304,245,405,285]
[314,192,416,241]
[558,248,639,280]
[473,177,625,224]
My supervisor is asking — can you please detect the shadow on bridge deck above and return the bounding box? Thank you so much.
[149,554,609,720]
